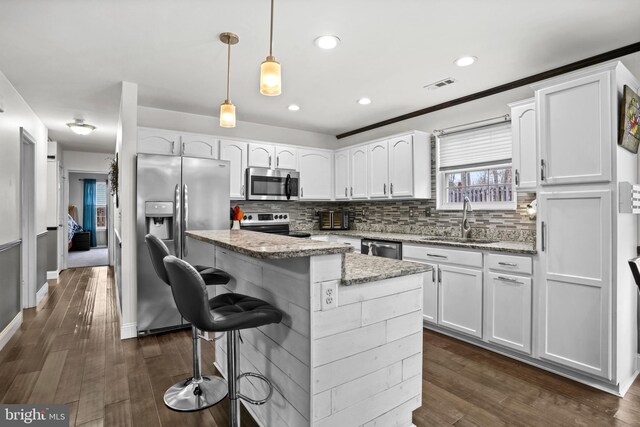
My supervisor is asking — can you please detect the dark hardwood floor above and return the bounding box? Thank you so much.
[1,266,639,426]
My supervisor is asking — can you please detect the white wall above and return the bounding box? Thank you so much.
[138,106,337,149]
[0,70,48,242]
[63,150,112,173]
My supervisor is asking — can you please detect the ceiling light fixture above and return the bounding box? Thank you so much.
[219,32,239,128]
[260,0,281,96]
[287,104,300,111]
[314,35,340,50]
[357,97,372,105]
[66,119,96,135]
[454,55,477,67]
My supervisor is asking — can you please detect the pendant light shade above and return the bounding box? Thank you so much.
[260,0,281,96]
[219,32,239,128]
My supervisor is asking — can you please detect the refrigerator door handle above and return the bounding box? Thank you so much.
[174,184,181,257]
[182,183,188,257]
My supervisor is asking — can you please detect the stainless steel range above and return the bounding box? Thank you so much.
[240,212,311,238]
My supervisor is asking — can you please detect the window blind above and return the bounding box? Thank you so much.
[438,123,512,170]
[96,182,107,206]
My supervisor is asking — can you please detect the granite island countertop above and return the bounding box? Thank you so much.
[186,229,353,259]
[342,252,431,285]
[310,230,536,255]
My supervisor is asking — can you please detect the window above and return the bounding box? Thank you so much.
[436,123,515,210]
[96,181,107,229]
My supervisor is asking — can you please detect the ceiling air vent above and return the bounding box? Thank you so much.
[424,77,456,90]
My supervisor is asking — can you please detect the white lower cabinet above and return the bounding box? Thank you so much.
[438,264,483,338]
[486,272,532,354]
[422,263,438,324]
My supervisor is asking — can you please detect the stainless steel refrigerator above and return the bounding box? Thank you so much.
[136,154,230,335]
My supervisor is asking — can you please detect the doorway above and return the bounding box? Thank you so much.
[20,128,36,309]
[67,171,110,268]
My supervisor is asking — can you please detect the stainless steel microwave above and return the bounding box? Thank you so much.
[246,167,299,201]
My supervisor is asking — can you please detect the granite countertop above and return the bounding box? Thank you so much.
[186,230,353,259]
[342,252,431,286]
[311,230,536,255]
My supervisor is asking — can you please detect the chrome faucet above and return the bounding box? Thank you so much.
[461,196,473,238]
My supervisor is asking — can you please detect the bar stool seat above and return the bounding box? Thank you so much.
[164,256,283,427]
[194,265,231,286]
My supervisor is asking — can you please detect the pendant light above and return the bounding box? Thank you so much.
[219,32,239,128]
[260,0,281,96]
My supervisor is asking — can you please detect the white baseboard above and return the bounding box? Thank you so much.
[47,271,59,280]
[0,312,22,352]
[36,282,48,305]
[120,322,137,340]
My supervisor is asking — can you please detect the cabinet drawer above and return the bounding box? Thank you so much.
[487,254,532,275]
[403,244,482,268]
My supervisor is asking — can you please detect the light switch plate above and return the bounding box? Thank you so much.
[321,281,338,310]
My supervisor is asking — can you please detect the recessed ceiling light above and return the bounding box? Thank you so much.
[454,56,477,67]
[357,97,371,105]
[66,119,96,135]
[314,35,340,50]
[288,104,300,111]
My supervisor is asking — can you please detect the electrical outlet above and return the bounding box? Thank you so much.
[321,281,338,310]
[425,207,432,217]
[409,208,414,217]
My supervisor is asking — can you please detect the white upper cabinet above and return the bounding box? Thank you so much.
[275,146,297,170]
[299,149,333,200]
[509,99,537,191]
[350,146,368,199]
[535,70,612,185]
[248,143,275,169]
[368,140,389,198]
[138,127,181,156]
[219,139,248,200]
[334,148,350,200]
[181,133,218,159]
[388,135,414,197]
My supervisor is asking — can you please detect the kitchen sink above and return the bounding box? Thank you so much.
[419,236,499,244]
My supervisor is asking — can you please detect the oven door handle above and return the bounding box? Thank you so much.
[285,173,291,200]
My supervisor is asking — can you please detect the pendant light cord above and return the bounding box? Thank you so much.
[226,40,231,102]
[269,0,274,57]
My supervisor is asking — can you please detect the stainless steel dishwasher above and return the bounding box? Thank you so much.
[361,239,402,259]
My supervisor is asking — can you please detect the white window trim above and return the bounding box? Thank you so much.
[436,139,516,211]
[95,182,108,230]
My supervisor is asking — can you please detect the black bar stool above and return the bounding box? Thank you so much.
[145,234,231,412]
[163,255,283,427]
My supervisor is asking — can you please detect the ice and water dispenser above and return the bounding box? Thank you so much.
[145,201,174,240]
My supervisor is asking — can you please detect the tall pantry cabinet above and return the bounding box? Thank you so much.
[532,61,639,393]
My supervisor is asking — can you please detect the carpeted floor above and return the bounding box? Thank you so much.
[67,247,109,268]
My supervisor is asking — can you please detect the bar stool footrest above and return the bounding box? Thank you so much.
[236,372,274,406]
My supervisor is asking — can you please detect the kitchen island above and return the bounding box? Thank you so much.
[186,230,430,427]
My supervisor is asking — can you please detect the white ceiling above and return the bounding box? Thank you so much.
[0,0,639,153]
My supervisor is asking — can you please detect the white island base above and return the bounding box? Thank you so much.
[209,246,424,427]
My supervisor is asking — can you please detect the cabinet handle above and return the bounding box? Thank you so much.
[383,183,387,195]
[241,185,245,196]
[301,187,304,198]
[269,155,272,168]
[431,267,435,283]
[344,187,347,197]
[498,262,518,267]
[437,267,441,284]
[171,141,176,154]
[427,253,448,259]
[182,142,186,155]
[277,156,279,167]
[541,221,546,252]
[390,183,394,195]
[540,159,546,181]
[350,187,353,197]
[496,276,522,284]
[515,170,520,186]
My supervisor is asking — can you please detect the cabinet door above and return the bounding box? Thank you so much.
[275,146,297,170]
[486,272,532,354]
[388,135,414,197]
[537,190,611,379]
[219,140,247,200]
[350,146,368,199]
[248,143,275,169]
[368,141,389,198]
[438,265,483,338]
[510,100,537,191]
[299,149,332,200]
[537,71,612,185]
[138,128,180,156]
[181,134,218,159]
[334,149,350,200]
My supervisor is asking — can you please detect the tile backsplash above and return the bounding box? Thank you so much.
[234,192,536,243]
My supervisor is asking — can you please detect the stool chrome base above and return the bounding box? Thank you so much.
[164,375,228,412]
